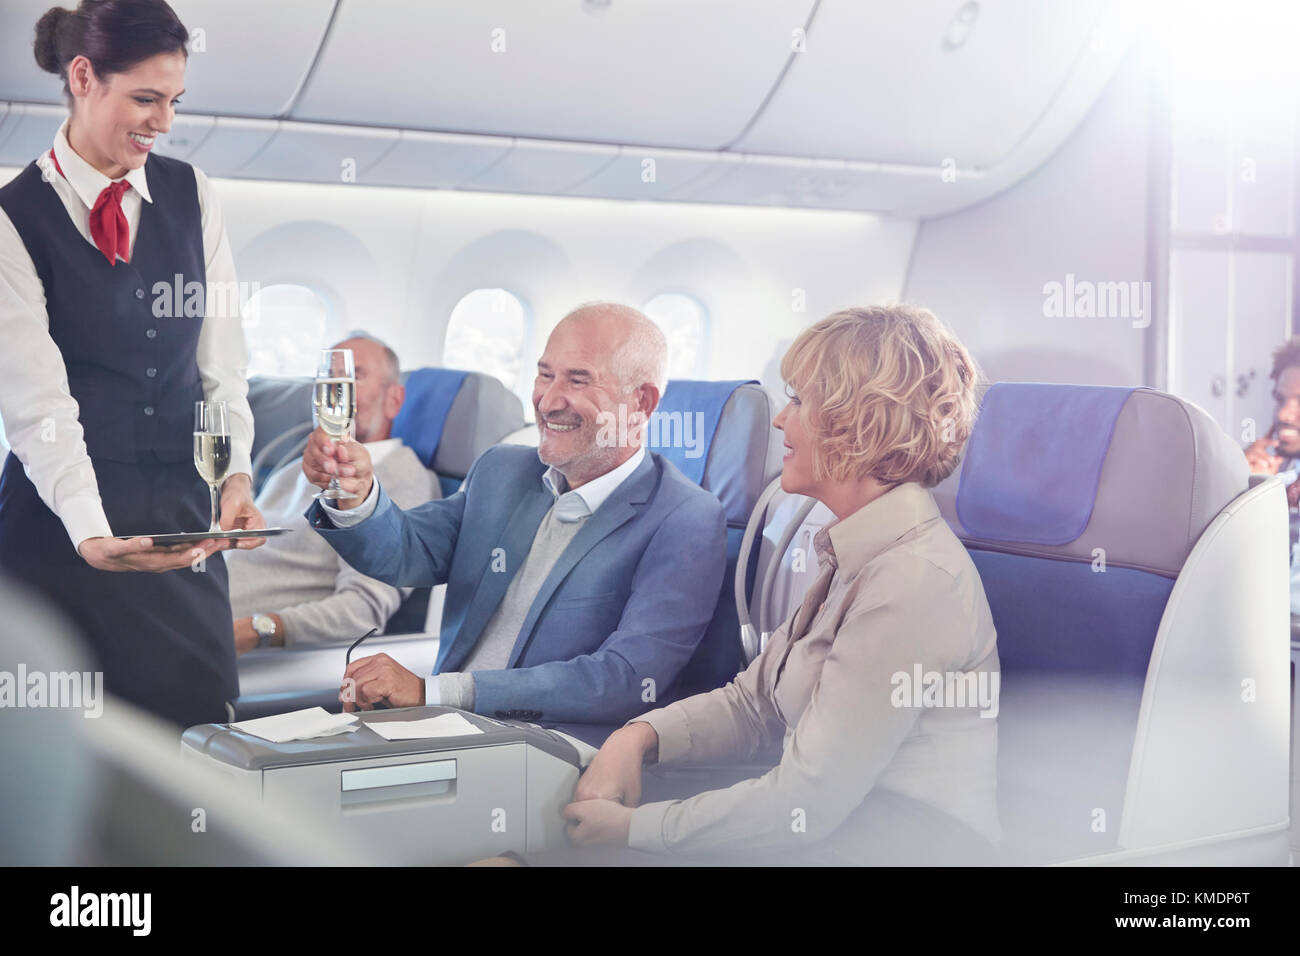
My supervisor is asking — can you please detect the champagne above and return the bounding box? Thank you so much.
[193,432,232,486]
[314,377,356,438]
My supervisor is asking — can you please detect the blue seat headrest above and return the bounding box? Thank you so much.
[648,379,756,486]
[956,383,1137,546]
[391,368,471,468]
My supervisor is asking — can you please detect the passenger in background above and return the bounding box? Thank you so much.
[301,303,727,724]
[1242,336,1300,617]
[559,305,1001,865]
[227,333,439,653]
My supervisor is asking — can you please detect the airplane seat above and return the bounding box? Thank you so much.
[247,374,315,492]
[646,379,781,703]
[397,368,527,500]
[740,489,835,662]
[936,382,1289,864]
[386,369,525,633]
[231,370,523,721]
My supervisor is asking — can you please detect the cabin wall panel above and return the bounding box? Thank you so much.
[902,52,1153,387]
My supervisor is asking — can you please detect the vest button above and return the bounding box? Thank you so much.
[135,288,145,299]
[146,367,157,378]
[145,329,157,339]
[143,406,154,416]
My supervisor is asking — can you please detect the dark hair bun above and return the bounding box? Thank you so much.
[34,6,70,75]
[30,2,190,100]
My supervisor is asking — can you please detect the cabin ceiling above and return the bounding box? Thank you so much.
[0,0,1139,217]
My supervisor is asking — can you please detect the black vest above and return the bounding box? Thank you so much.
[0,154,206,463]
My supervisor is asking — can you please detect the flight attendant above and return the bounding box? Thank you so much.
[0,0,265,727]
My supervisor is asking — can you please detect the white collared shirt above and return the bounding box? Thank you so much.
[541,445,646,518]
[0,118,254,549]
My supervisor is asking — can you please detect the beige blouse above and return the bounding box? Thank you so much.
[628,481,1001,859]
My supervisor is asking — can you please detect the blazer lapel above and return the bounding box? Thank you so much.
[438,485,552,672]
[505,455,658,668]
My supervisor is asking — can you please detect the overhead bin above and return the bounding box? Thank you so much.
[737,0,1126,169]
[0,0,334,116]
[292,0,816,149]
[164,0,336,116]
[0,1,1136,216]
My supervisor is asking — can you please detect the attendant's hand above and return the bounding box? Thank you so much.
[1288,476,1300,509]
[219,474,266,550]
[341,652,424,711]
[562,799,634,847]
[1245,437,1284,475]
[78,535,229,573]
[573,722,657,806]
[302,427,374,510]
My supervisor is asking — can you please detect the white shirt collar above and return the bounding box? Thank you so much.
[543,446,647,516]
[51,118,153,208]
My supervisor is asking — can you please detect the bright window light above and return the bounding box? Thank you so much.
[644,292,708,379]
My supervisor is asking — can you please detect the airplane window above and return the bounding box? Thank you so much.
[644,292,708,379]
[443,288,529,397]
[241,284,331,377]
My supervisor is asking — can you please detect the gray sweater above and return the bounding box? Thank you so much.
[228,439,439,647]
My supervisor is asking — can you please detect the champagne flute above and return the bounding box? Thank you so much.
[313,348,356,501]
[194,401,231,533]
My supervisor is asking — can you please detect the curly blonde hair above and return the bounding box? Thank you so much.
[780,304,979,488]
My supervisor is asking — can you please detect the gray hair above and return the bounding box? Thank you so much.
[560,302,668,396]
[335,330,400,385]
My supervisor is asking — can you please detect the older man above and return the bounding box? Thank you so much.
[302,303,727,723]
[228,333,439,653]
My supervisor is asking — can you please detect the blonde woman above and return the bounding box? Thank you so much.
[559,304,1001,865]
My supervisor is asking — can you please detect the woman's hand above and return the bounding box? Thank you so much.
[78,535,230,572]
[562,798,635,847]
[573,722,658,806]
[219,473,266,550]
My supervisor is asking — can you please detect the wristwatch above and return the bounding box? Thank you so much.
[252,614,278,648]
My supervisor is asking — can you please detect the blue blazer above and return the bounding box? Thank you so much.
[306,444,728,722]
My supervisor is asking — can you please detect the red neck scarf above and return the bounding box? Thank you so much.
[48,148,131,266]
